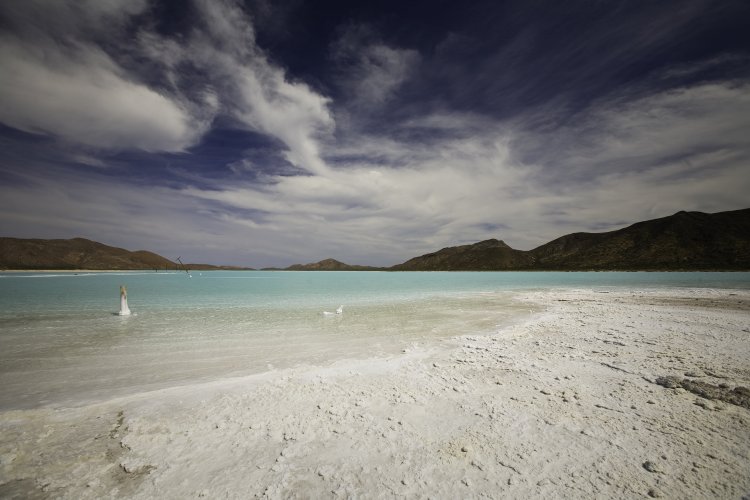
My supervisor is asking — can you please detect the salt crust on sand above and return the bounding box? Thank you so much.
[1,288,749,498]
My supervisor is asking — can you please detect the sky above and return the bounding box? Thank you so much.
[1,0,749,268]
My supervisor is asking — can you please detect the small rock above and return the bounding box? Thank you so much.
[648,488,662,498]
[655,376,681,389]
[643,461,663,474]
[540,389,551,396]
[461,445,471,453]
[646,400,656,405]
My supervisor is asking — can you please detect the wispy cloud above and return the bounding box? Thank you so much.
[332,24,420,110]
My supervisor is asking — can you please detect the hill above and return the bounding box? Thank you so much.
[284,258,382,271]
[0,237,177,270]
[391,239,533,271]
[392,209,750,271]
[528,209,750,270]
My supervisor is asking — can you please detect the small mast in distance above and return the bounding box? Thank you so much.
[176,256,192,278]
[118,285,131,316]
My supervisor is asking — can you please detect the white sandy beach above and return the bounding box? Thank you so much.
[1,288,749,499]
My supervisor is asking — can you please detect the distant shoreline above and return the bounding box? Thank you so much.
[0,268,251,273]
[2,268,748,273]
[0,269,179,273]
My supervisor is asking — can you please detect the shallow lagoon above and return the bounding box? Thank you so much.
[1,271,748,409]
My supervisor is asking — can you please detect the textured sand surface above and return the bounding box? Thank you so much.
[1,288,749,498]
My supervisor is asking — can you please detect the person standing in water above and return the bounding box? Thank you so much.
[119,285,131,316]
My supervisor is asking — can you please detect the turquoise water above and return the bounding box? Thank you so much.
[1,271,748,409]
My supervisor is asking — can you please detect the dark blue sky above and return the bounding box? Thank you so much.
[1,0,749,266]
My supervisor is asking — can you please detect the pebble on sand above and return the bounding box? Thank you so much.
[643,461,663,474]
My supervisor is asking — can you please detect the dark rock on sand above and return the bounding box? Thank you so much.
[655,376,750,409]
[655,376,682,389]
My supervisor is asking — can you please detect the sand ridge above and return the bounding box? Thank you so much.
[1,288,749,498]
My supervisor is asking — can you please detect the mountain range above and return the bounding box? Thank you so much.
[296,209,750,271]
[1,209,749,271]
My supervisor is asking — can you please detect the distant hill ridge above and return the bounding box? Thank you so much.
[2,209,749,270]
[392,209,750,271]
[284,258,380,271]
[0,237,249,270]
[0,237,174,270]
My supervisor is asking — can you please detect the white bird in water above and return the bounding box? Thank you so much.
[323,305,343,316]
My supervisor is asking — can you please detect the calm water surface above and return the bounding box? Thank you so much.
[1,271,748,409]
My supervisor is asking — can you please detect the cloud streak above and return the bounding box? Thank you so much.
[0,36,204,151]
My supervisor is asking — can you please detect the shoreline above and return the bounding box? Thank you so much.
[1,288,749,498]
[0,269,182,273]
[3,269,750,273]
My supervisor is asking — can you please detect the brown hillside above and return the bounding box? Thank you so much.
[0,237,176,270]
[391,239,534,271]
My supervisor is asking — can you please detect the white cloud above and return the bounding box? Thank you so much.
[0,36,204,151]
[191,0,335,175]
[0,0,333,161]
[0,0,214,152]
[135,0,335,174]
[231,64,334,174]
